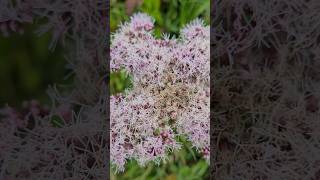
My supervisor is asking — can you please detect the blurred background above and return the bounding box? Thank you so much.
[0,23,68,107]
[110,0,210,179]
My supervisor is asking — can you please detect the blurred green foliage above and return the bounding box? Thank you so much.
[0,23,67,107]
[111,137,209,180]
[110,0,210,179]
[111,0,210,37]
[110,68,132,95]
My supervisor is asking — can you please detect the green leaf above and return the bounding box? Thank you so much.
[51,115,64,128]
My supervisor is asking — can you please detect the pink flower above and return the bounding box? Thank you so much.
[110,13,209,171]
[130,13,154,31]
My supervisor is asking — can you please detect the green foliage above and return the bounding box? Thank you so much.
[110,69,133,95]
[0,23,67,106]
[111,0,129,32]
[111,138,209,180]
[51,115,65,128]
[110,0,210,37]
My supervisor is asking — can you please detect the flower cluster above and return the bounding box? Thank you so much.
[110,13,210,171]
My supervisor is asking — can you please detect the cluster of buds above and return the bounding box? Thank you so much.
[110,13,210,171]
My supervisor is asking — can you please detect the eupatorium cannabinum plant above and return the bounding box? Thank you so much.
[110,13,209,172]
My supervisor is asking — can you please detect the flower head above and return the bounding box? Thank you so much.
[110,13,209,171]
